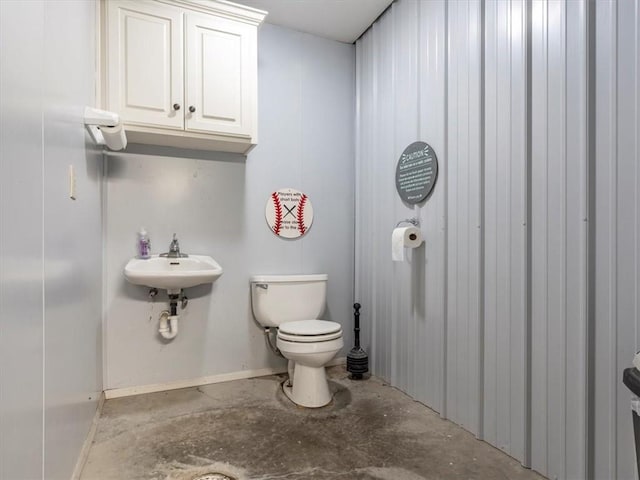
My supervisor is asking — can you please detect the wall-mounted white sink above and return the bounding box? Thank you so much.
[124,255,223,293]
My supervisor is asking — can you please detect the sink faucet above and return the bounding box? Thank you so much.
[160,233,188,258]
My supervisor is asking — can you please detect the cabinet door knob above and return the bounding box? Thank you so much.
[173,103,181,111]
[189,106,196,113]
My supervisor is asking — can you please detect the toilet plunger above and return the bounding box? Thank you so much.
[347,303,369,380]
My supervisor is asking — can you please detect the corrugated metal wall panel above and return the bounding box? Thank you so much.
[563,3,589,478]
[354,30,374,373]
[593,2,618,477]
[529,0,550,471]
[593,1,640,479]
[373,9,396,383]
[355,0,449,408]
[530,1,588,477]
[592,1,640,479]
[391,0,420,394]
[614,2,639,478]
[355,0,637,477]
[446,0,484,436]
[483,0,527,463]
[417,0,447,413]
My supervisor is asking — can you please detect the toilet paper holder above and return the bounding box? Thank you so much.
[395,217,420,228]
[83,107,127,151]
[391,218,423,262]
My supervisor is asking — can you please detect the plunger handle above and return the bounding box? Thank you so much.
[353,303,361,349]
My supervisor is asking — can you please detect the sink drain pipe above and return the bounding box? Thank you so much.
[159,310,178,339]
[159,294,181,340]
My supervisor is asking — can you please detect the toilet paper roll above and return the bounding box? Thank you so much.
[392,226,423,262]
[100,123,127,151]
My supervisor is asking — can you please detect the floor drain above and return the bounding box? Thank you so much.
[192,475,234,480]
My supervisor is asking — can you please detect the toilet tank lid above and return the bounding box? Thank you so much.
[250,274,328,283]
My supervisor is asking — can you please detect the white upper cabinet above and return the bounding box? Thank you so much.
[101,0,266,154]
[106,1,184,129]
[185,13,256,137]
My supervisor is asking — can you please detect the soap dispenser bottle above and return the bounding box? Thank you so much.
[137,228,150,259]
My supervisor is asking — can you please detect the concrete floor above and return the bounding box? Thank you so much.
[81,366,545,480]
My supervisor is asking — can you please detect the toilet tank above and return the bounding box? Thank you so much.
[250,274,328,328]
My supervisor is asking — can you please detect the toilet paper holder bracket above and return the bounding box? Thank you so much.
[395,217,420,228]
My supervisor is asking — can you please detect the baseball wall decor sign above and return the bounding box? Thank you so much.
[265,188,314,239]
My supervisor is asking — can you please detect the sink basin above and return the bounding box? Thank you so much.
[124,255,223,292]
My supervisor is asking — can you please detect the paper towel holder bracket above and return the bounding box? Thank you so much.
[395,218,420,228]
[83,106,126,150]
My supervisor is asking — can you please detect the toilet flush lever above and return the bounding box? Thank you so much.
[255,283,268,290]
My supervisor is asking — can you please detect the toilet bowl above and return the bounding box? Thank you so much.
[276,320,344,407]
[250,275,343,408]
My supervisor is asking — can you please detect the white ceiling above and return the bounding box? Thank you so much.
[232,0,394,44]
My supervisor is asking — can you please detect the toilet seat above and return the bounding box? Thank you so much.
[278,319,342,343]
[278,330,343,342]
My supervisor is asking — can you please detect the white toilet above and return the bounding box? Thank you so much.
[250,274,343,408]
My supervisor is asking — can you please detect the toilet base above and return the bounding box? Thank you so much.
[283,363,332,408]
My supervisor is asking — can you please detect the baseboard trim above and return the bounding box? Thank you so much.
[104,357,346,399]
[71,392,105,480]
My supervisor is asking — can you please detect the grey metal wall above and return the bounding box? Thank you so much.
[355,0,639,478]
[530,1,589,477]
[483,0,527,463]
[446,0,484,437]
[355,0,448,415]
[593,1,639,479]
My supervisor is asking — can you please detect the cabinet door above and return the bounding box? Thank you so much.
[185,13,256,137]
[106,1,184,129]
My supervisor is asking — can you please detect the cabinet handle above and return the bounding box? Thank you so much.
[189,106,196,113]
[173,103,181,111]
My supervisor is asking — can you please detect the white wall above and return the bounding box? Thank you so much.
[103,24,355,391]
[0,1,103,479]
[42,1,104,478]
[0,2,45,478]
[356,1,639,479]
